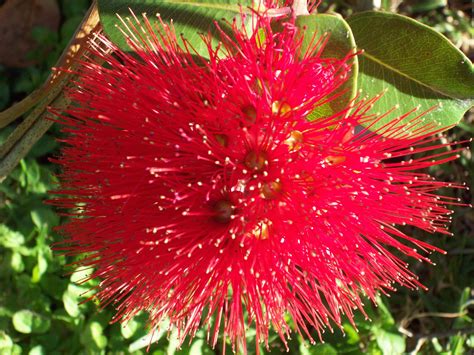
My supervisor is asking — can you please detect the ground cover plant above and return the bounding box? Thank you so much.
[0,0,473,354]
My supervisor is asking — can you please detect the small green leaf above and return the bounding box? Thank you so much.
[372,328,405,355]
[40,275,68,300]
[20,159,41,189]
[0,226,25,249]
[121,319,139,339]
[10,252,24,273]
[6,344,22,355]
[295,13,358,118]
[300,342,338,355]
[31,208,60,231]
[80,321,108,350]
[12,310,51,334]
[0,331,13,349]
[70,267,94,284]
[31,253,48,283]
[376,296,395,326]
[98,0,252,58]
[28,345,45,355]
[343,322,361,344]
[347,11,474,133]
[189,338,216,355]
[128,319,169,352]
[405,0,447,12]
[62,290,80,318]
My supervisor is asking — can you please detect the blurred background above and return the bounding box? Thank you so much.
[0,0,472,354]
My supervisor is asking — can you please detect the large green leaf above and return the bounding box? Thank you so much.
[295,14,358,118]
[98,0,252,57]
[347,11,474,133]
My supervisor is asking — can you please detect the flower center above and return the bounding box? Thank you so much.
[284,130,303,151]
[244,151,267,171]
[271,100,291,116]
[261,180,282,199]
[214,133,229,147]
[251,220,271,240]
[241,104,257,124]
[325,155,346,165]
[213,200,234,224]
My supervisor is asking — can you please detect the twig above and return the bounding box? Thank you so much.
[0,75,69,159]
[0,1,100,182]
[0,94,70,177]
[405,311,468,324]
[0,88,47,129]
[413,327,474,341]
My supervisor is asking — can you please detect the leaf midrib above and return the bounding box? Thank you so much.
[157,0,251,13]
[362,50,452,99]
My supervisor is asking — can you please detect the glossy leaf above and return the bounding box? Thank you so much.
[98,0,252,57]
[80,321,108,350]
[295,14,358,118]
[347,11,474,133]
[372,328,405,355]
[0,225,25,249]
[12,310,51,334]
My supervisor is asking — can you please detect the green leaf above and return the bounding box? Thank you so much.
[295,13,358,118]
[121,318,139,339]
[376,296,395,326]
[343,322,361,344]
[0,225,25,249]
[128,319,169,352]
[31,207,60,231]
[12,310,51,334]
[70,267,94,284]
[80,321,108,350]
[20,159,41,190]
[31,252,49,283]
[372,328,405,355]
[347,11,474,133]
[405,0,447,12]
[3,345,22,355]
[40,275,68,300]
[28,345,45,355]
[62,289,81,318]
[0,331,13,349]
[300,342,338,355]
[98,0,252,58]
[10,252,25,273]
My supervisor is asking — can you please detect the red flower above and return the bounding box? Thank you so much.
[52,10,463,353]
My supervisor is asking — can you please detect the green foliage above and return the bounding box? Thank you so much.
[98,0,253,58]
[1,0,473,354]
[295,14,358,118]
[347,11,474,133]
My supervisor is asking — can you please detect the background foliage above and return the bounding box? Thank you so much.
[0,0,472,354]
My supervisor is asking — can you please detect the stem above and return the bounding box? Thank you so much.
[0,95,69,181]
[0,75,69,159]
[0,1,100,182]
[291,0,310,16]
[0,88,47,129]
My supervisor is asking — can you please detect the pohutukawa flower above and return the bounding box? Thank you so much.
[51,7,467,353]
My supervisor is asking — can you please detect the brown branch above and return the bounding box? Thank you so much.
[413,327,474,341]
[0,1,100,181]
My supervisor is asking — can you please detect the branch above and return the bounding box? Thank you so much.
[413,327,474,341]
[0,1,100,182]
